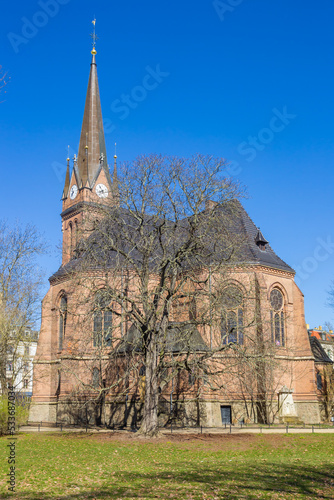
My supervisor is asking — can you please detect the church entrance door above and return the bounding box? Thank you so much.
[220,405,231,424]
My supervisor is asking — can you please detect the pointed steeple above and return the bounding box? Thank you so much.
[76,46,111,190]
[62,154,71,200]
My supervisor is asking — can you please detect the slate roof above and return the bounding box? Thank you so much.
[50,199,294,281]
[309,336,333,364]
[234,200,294,273]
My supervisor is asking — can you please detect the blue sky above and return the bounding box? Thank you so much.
[1,0,334,328]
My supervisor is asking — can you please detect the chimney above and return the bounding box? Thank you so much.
[205,200,218,211]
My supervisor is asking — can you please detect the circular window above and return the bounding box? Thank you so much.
[270,289,283,311]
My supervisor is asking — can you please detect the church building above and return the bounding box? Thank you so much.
[29,40,322,427]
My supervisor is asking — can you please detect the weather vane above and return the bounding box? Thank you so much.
[91,18,98,53]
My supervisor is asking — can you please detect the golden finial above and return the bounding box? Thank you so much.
[91,18,98,55]
[67,145,70,162]
[114,142,117,158]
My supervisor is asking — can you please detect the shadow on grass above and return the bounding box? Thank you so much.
[3,462,334,499]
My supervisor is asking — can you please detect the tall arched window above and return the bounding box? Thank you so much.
[93,290,112,347]
[68,222,73,257]
[221,286,244,345]
[270,288,285,346]
[59,296,67,350]
[74,219,78,248]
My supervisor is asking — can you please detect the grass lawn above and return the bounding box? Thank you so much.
[0,431,334,499]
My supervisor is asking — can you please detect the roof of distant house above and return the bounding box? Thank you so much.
[309,336,333,364]
[308,328,334,343]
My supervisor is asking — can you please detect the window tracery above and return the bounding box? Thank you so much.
[221,285,244,345]
[59,295,67,350]
[93,290,112,347]
[270,288,285,346]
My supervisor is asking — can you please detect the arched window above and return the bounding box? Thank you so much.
[93,290,112,347]
[270,288,285,346]
[59,296,67,350]
[221,286,244,345]
[74,219,78,248]
[68,222,73,257]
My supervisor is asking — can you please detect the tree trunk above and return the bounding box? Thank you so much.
[0,359,8,397]
[138,334,159,436]
[255,274,268,425]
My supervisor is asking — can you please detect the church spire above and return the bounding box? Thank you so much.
[76,22,111,190]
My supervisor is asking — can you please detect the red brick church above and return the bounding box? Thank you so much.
[29,42,323,427]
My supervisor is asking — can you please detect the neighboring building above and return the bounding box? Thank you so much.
[6,329,39,397]
[308,326,334,364]
[308,327,334,421]
[29,42,322,426]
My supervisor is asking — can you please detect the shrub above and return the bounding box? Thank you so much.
[0,396,29,435]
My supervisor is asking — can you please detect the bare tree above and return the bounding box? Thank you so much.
[316,326,334,421]
[54,154,256,436]
[319,363,334,421]
[0,221,46,396]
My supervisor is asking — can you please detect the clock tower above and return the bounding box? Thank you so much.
[61,43,119,265]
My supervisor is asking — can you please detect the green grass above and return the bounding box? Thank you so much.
[0,432,334,499]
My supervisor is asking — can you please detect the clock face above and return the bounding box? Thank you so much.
[70,185,78,200]
[95,183,108,198]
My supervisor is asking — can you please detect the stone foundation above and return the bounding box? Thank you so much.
[29,401,57,424]
[294,401,321,424]
[28,398,323,427]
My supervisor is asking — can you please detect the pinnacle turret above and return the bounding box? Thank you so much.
[62,156,70,200]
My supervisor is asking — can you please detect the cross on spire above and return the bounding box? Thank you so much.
[91,18,98,54]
